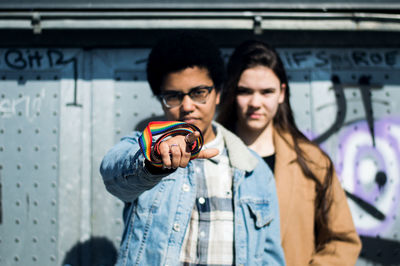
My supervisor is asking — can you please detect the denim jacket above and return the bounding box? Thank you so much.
[100,123,285,266]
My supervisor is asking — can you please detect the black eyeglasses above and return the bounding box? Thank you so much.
[158,86,214,108]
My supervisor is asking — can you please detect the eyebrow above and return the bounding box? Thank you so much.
[237,86,277,91]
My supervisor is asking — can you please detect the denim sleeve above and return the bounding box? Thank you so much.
[263,171,286,265]
[99,132,171,202]
[256,157,286,265]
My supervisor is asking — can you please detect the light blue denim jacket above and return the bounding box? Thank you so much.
[100,123,285,266]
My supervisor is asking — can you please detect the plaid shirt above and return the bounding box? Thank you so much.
[180,129,234,265]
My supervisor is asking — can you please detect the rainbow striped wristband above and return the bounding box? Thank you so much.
[139,121,204,168]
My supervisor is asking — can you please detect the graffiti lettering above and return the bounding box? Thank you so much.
[2,48,81,107]
[280,49,399,69]
[3,48,77,70]
[0,89,44,122]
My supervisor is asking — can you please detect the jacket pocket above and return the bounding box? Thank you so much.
[242,199,273,228]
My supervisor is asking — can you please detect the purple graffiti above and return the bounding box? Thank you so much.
[336,117,400,236]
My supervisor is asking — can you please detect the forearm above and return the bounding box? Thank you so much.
[100,136,171,202]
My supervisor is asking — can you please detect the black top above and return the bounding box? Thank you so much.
[263,154,276,173]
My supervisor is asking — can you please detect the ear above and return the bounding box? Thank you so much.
[279,83,286,104]
[216,90,221,105]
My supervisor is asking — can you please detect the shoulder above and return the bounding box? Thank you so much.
[214,122,258,170]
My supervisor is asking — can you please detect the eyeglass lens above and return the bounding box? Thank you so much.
[162,86,213,107]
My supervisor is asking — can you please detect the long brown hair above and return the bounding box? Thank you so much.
[217,40,337,249]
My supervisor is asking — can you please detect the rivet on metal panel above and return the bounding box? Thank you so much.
[51,236,56,243]
[353,109,358,114]
[34,165,39,170]
[116,112,121,117]
[34,146,39,152]
[18,111,22,116]
[52,165,57,170]
[51,182,56,188]
[116,129,121,135]
[17,129,22,134]
[33,201,38,206]
[33,183,38,188]
[53,111,57,116]
[51,218,56,224]
[52,128,57,134]
[0,146,4,152]
[33,219,38,224]
[116,94,121,99]
[0,129,3,134]
[51,200,56,206]
[18,93,23,98]
[36,112,40,117]
[14,256,19,261]
[15,201,20,206]
[116,219,122,225]
[50,255,56,261]
[133,94,138,99]
[386,92,390,97]
[53,93,58,98]
[14,237,19,243]
[387,109,391,114]
[36,75,41,80]
[17,164,21,170]
[32,256,37,261]
[17,147,21,152]
[35,128,40,134]
[15,219,20,225]
[133,112,138,117]
[16,183,21,188]
[32,237,38,243]
[36,93,41,98]
[0,165,2,170]
[52,146,57,152]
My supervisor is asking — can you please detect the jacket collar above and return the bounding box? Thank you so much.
[213,122,258,172]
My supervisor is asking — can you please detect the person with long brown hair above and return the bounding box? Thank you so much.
[217,40,361,265]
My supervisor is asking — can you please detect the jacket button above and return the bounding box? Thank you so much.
[173,223,180,232]
[182,184,190,192]
[198,197,205,204]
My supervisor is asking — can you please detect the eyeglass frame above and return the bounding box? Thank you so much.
[157,85,214,108]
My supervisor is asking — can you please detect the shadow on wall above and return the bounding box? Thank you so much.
[62,237,117,266]
[359,235,400,265]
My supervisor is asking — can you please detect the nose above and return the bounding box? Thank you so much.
[180,94,196,112]
[248,93,262,107]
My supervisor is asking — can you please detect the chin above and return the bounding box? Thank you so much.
[246,121,268,132]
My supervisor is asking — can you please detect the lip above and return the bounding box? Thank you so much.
[247,112,263,119]
[181,117,199,124]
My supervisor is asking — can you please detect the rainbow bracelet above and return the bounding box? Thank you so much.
[139,121,204,167]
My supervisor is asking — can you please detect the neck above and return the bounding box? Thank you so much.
[236,123,275,157]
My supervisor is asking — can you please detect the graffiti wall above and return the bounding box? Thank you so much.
[280,48,400,265]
